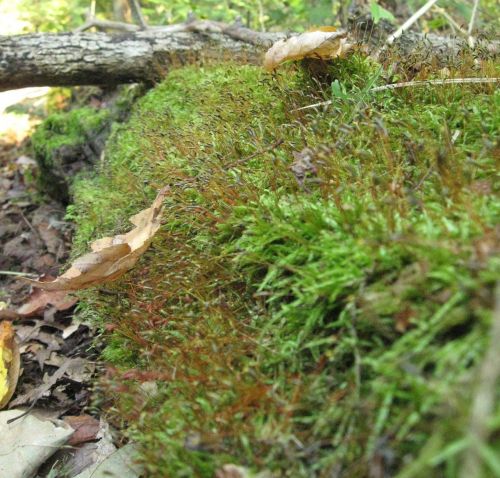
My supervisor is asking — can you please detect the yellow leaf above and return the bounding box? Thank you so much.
[263,30,353,71]
[23,187,169,291]
[0,321,20,410]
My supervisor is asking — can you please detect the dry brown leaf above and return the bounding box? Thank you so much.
[64,414,101,445]
[0,321,20,409]
[22,187,168,291]
[263,30,353,71]
[17,278,78,316]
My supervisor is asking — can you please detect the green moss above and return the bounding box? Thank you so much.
[71,58,499,477]
[31,106,110,201]
[33,107,109,163]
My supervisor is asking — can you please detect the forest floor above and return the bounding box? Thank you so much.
[0,90,131,478]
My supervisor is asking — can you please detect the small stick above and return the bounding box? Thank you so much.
[370,77,499,92]
[19,209,39,239]
[74,19,141,33]
[0,270,38,277]
[386,0,440,45]
[292,77,499,111]
[433,5,468,36]
[231,139,284,166]
[128,0,148,29]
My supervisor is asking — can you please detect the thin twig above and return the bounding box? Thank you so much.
[467,0,481,48]
[370,77,499,92]
[433,5,468,36]
[0,270,38,277]
[74,18,141,33]
[292,78,499,111]
[412,165,434,191]
[230,139,284,166]
[386,0,440,45]
[72,16,281,47]
[19,209,41,241]
[128,0,148,29]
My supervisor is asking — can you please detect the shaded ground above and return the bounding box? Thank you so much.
[0,91,109,477]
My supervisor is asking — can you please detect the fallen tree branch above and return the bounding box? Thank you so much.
[0,19,497,91]
[0,29,270,91]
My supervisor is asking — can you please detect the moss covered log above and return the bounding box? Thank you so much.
[65,56,499,477]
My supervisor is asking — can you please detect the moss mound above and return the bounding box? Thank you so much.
[31,106,110,202]
[31,85,145,203]
[69,60,499,476]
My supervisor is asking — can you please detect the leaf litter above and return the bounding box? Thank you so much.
[0,106,133,477]
[24,186,169,291]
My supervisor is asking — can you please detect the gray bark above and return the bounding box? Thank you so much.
[0,30,265,91]
[0,25,496,92]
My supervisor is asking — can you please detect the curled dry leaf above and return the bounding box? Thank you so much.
[17,277,78,316]
[22,187,169,291]
[0,321,20,409]
[263,29,353,71]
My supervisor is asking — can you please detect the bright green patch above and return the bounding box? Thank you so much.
[32,107,109,165]
[70,59,499,477]
[31,106,110,200]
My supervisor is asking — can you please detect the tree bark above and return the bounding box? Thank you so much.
[0,24,496,92]
[0,30,272,91]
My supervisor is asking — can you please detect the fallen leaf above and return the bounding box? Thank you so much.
[263,30,353,71]
[0,409,74,478]
[0,309,20,321]
[64,415,100,445]
[3,235,37,262]
[67,418,116,475]
[73,442,142,478]
[9,359,71,407]
[394,307,415,333]
[16,155,37,167]
[0,321,20,409]
[64,357,95,383]
[22,187,168,291]
[62,322,81,339]
[17,279,77,316]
